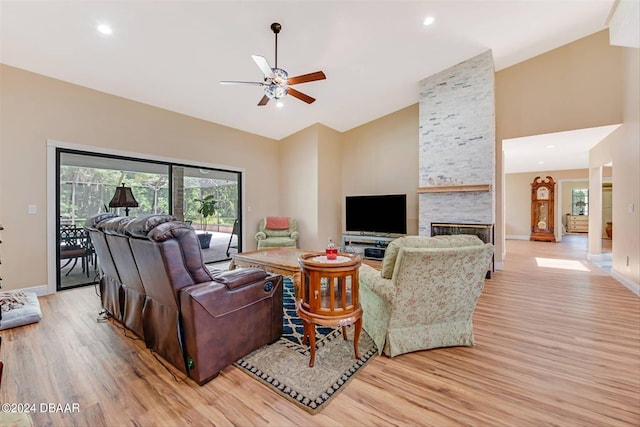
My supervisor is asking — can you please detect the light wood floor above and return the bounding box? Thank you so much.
[1,236,638,426]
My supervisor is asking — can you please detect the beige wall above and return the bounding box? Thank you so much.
[317,125,344,251]
[278,123,342,251]
[341,104,419,235]
[495,30,625,269]
[615,47,639,287]
[495,30,623,137]
[278,125,318,250]
[0,64,280,291]
[589,47,640,288]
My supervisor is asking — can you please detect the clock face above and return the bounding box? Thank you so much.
[537,187,549,200]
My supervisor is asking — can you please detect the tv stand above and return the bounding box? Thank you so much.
[341,233,399,260]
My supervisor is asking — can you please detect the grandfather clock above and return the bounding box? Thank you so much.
[530,176,556,242]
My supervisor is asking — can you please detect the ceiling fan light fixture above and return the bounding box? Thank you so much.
[221,22,325,106]
[265,84,288,99]
[271,68,288,85]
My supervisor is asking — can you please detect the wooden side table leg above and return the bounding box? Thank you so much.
[353,317,362,360]
[308,323,317,367]
[301,319,309,345]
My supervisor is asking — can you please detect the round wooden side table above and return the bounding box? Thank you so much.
[297,252,362,367]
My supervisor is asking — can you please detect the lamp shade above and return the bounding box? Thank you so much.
[109,183,139,209]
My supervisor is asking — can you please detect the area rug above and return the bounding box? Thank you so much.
[235,278,377,414]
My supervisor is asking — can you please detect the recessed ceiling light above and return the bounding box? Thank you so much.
[97,24,113,35]
[537,161,545,165]
[423,16,435,26]
[546,144,555,149]
[276,101,284,108]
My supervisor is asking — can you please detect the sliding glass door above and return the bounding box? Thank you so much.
[57,149,241,290]
[173,166,240,263]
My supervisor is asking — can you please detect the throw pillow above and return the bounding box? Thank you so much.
[265,216,289,230]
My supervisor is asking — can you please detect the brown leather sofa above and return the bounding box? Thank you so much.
[85,214,283,385]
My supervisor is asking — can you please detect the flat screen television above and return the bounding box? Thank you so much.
[345,194,407,235]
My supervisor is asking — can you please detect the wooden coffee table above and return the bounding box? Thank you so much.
[229,248,317,297]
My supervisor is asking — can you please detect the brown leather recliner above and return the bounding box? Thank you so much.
[86,214,283,385]
[101,216,146,339]
[85,213,121,321]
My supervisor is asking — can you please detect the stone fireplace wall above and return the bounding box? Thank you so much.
[418,50,496,235]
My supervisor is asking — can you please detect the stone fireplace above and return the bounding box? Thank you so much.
[418,50,496,235]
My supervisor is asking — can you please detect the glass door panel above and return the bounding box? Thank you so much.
[176,166,241,264]
[58,151,169,290]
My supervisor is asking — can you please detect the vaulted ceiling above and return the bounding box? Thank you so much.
[0,1,622,172]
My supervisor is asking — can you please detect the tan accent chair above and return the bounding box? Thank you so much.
[255,217,299,249]
[359,235,494,357]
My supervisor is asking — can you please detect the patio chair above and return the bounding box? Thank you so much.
[60,225,93,277]
[226,219,239,257]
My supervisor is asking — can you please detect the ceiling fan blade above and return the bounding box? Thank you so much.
[287,87,316,104]
[257,95,270,106]
[252,55,275,79]
[287,71,326,85]
[220,80,265,86]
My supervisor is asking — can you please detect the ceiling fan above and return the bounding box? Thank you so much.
[220,22,326,106]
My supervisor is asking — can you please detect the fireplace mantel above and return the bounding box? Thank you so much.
[417,184,492,193]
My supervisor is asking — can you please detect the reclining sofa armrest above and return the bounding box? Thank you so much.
[182,268,278,317]
[211,268,268,290]
[359,263,396,303]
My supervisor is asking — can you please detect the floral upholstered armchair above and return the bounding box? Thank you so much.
[255,217,299,249]
[359,235,494,357]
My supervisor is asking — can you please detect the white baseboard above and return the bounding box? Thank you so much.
[506,235,529,240]
[587,253,608,262]
[611,269,640,296]
[15,284,52,297]
[494,261,504,270]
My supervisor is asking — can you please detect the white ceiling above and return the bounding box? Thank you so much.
[503,124,620,174]
[0,0,622,173]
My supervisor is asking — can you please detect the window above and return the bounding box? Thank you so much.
[571,188,588,215]
[59,152,170,223]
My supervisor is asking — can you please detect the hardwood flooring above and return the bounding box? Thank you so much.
[1,236,638,426]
